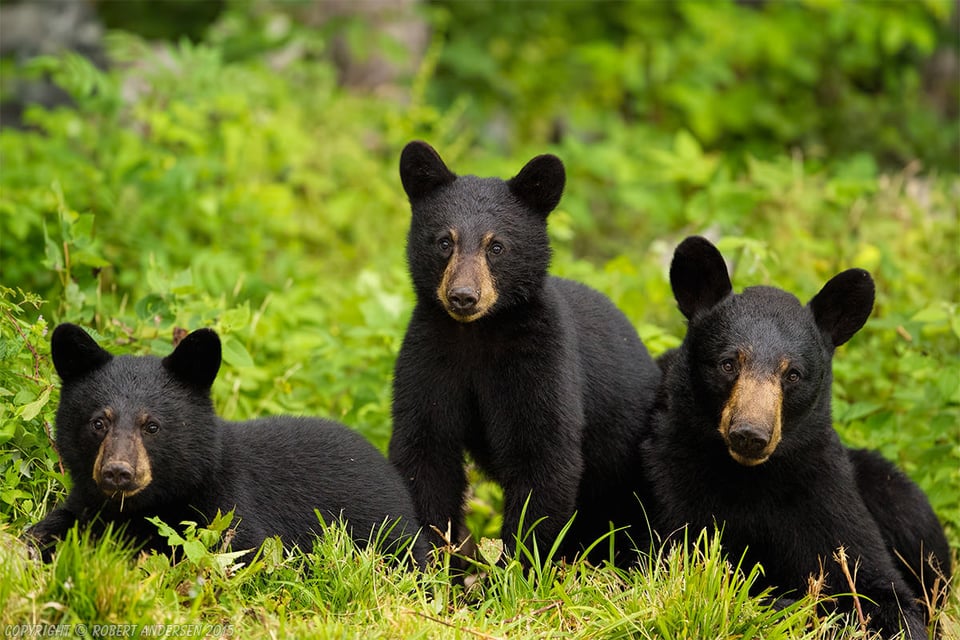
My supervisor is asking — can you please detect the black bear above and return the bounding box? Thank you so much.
[389,141,660,566]
[26,324,428,568]
[643,235,951,638]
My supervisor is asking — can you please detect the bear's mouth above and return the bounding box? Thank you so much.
[727,447,774,467]
[443,304,487,323]
[101,484,148,500]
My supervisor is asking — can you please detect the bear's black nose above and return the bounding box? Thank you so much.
[728,423,770,458]
[101,461,135,491]
[448,287,479,312]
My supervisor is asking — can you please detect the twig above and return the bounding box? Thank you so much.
[894,546,950,633]
[406,610,504,640]
[834,546,868,633]
[43,420,65,476]
[503,600,562,625]
[3,308,42,379]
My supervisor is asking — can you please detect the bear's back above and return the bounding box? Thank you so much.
[220,416,424,560]
[549,276,659,432]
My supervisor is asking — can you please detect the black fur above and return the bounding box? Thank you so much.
[390,141,660,565]
[849,448,952,613]
[643,236,949,638]
[27,324,427,567]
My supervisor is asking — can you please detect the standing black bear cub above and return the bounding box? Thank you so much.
[390,141,660,565]
[27,324,427,567]
[644,236,951,638]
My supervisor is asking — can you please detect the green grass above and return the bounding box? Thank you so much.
[6,521,949,639]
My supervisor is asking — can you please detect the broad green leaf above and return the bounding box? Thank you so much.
[221,335,254,368]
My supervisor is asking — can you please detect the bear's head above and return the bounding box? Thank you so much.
[399,140,565,322]
[668,236,874,466]
[51,324,222,512]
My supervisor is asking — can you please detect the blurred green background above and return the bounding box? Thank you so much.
[1,0,958,559]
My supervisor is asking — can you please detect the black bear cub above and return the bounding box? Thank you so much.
[644,236,951,638]
[389,141,660,565]
[27,324,427,567]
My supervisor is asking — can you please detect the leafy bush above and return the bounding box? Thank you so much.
[430,0,958,169]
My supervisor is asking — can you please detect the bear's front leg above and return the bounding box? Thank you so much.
[486,382,586,564]
[804,490,929,640]
[837,550,928,639]
[389,432,468,554]
[472,343,587,565]
[23,503,80,562]
[390,359,472,557]
[499,449,584,565]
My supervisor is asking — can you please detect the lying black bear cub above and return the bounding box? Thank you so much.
[644,236,951,638]
[389,141,660,565]
[27,324,427,567]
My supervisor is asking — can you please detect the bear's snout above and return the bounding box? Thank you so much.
[436,232,500,322]
[718,367,784,467]
[447,286,480,314]
[101,461,136,492]
[727,422,772,460]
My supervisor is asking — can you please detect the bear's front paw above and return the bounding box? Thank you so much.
[21,526,59,563]
[22,511,76,563]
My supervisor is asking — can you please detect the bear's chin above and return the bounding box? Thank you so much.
[445,309,485,323]
[99,484,150,512]
[728,449,772,467]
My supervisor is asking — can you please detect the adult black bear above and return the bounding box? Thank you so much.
[26,324,427,567]
[389,141,660,566]
[643,235,950,638]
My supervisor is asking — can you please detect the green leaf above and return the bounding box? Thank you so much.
[70,250,111,269]
[0,420,17,445]
[221,335,254,368]
[181,538,207,563]
[147,516,185,545]
[135,294,170,320]
[18,386,51,421]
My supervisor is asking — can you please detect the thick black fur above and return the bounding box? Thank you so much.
[26,324,427,567]
[849,447,952,612]
[390,141,660,565]
[643,236,950,638]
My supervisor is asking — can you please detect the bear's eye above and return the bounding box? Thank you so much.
[143,421,160,435]
[785,369,802,383]
[719,359,737,375]
[437,238,452,253]
[488,241,504,256]
[91,418,106,431]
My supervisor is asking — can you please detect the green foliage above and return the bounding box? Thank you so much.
[0,1,957,635]
[2,522,915,638]
[0,288,57,527]
[430,0,958,169]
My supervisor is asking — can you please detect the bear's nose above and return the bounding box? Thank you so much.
[448,287,479,312]
[101,461,135,491]
[728,423,770,458]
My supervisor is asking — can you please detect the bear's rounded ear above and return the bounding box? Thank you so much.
[162,328,221,390]
[808,268,874,348]
[51,323,113,382]
[399,141,457,201]
[669,236,733,320]
[507,154,566,217]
